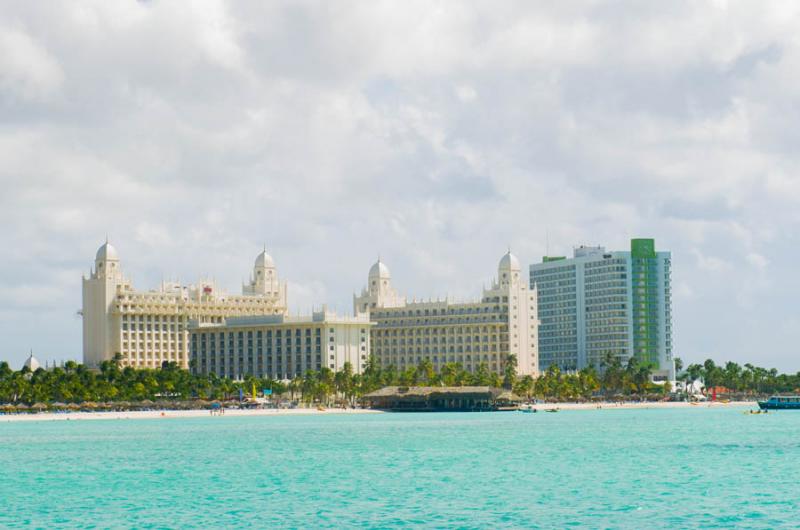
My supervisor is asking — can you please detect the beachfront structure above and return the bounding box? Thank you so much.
[82,242,288,370]
[354,252,539,376]
[530,238,674,379]
[188,309,372,379]
[362,386,504,411]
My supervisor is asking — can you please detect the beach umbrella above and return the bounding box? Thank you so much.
[115,401,131,410]
[1,404,16,412]
[82,401,98,410]
[31,402,48,412]
[14,403,30,412]
[51,402,67,410]
[66,403,80,410]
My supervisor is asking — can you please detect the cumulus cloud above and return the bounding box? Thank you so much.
[0,1,798,369]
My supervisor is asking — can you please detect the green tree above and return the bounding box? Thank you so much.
[503,354,518,390]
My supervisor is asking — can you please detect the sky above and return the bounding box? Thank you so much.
[1,1,799,371]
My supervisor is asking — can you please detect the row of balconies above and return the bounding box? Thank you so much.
[372,325,506,337]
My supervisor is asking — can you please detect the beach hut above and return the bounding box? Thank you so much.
[362,386,502,411]
[495,391,523,410]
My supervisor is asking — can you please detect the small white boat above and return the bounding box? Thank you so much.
[519,404,537,414]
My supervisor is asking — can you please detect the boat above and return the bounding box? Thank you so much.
[545,408,559,413]
[519,404,537,414]
[757,395,800,410]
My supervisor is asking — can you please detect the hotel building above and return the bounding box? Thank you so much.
[82,242,288,369]
[189,309,372,380]
[354,252,539,376]
[530,238,674,379]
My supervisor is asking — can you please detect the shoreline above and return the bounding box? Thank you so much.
[0,400,758,423]
[1,407,382,423]
[533,400,756,411]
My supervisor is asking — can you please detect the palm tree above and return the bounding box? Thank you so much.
[503,354,518,389]
[472,362,492,386]
[417,359,434,384]
[674,357,684,375]
[514,375,535,401]
[440,363,459,386]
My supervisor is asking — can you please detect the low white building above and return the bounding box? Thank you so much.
[82,242,288,369]
[354,252,540,376]
[189,309,372,380]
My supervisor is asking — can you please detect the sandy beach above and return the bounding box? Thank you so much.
[1,407,382,423]
[535,400,756,411]
[1,400,758,422]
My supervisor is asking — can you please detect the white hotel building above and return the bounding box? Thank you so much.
[354,252,540,376]
[189,310,372,380]
[82,242,288,369]
[530,238,674,379]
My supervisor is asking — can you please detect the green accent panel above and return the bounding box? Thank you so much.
[542,256,566,263]
[631,239,659,366]
[631,238,656,258]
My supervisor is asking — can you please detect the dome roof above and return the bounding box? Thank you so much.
[24,354,41,372]
[369,259,391,279]
[498,251,520,271]
[96,242,119,261]
[255,249,275,268]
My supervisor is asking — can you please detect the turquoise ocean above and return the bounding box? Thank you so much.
[1,407,798,529]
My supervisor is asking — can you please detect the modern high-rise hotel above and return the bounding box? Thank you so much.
[530,238,674,379]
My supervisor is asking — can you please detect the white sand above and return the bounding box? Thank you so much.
[532,400,756,411]
[1,407,381,423]
[1,400,758,422]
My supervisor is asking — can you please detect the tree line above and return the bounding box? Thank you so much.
[677,358,800,396]
[1,355,797,406]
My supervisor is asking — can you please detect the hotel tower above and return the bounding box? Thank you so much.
[354,251,540,376]
[82,241,288,369]
[530,238,674,380]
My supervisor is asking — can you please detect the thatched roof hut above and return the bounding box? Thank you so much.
[362,386,503,411]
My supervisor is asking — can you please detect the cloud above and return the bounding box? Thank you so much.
[1,1,800,370]
[0,25,64,102]
[746,252,769,270]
